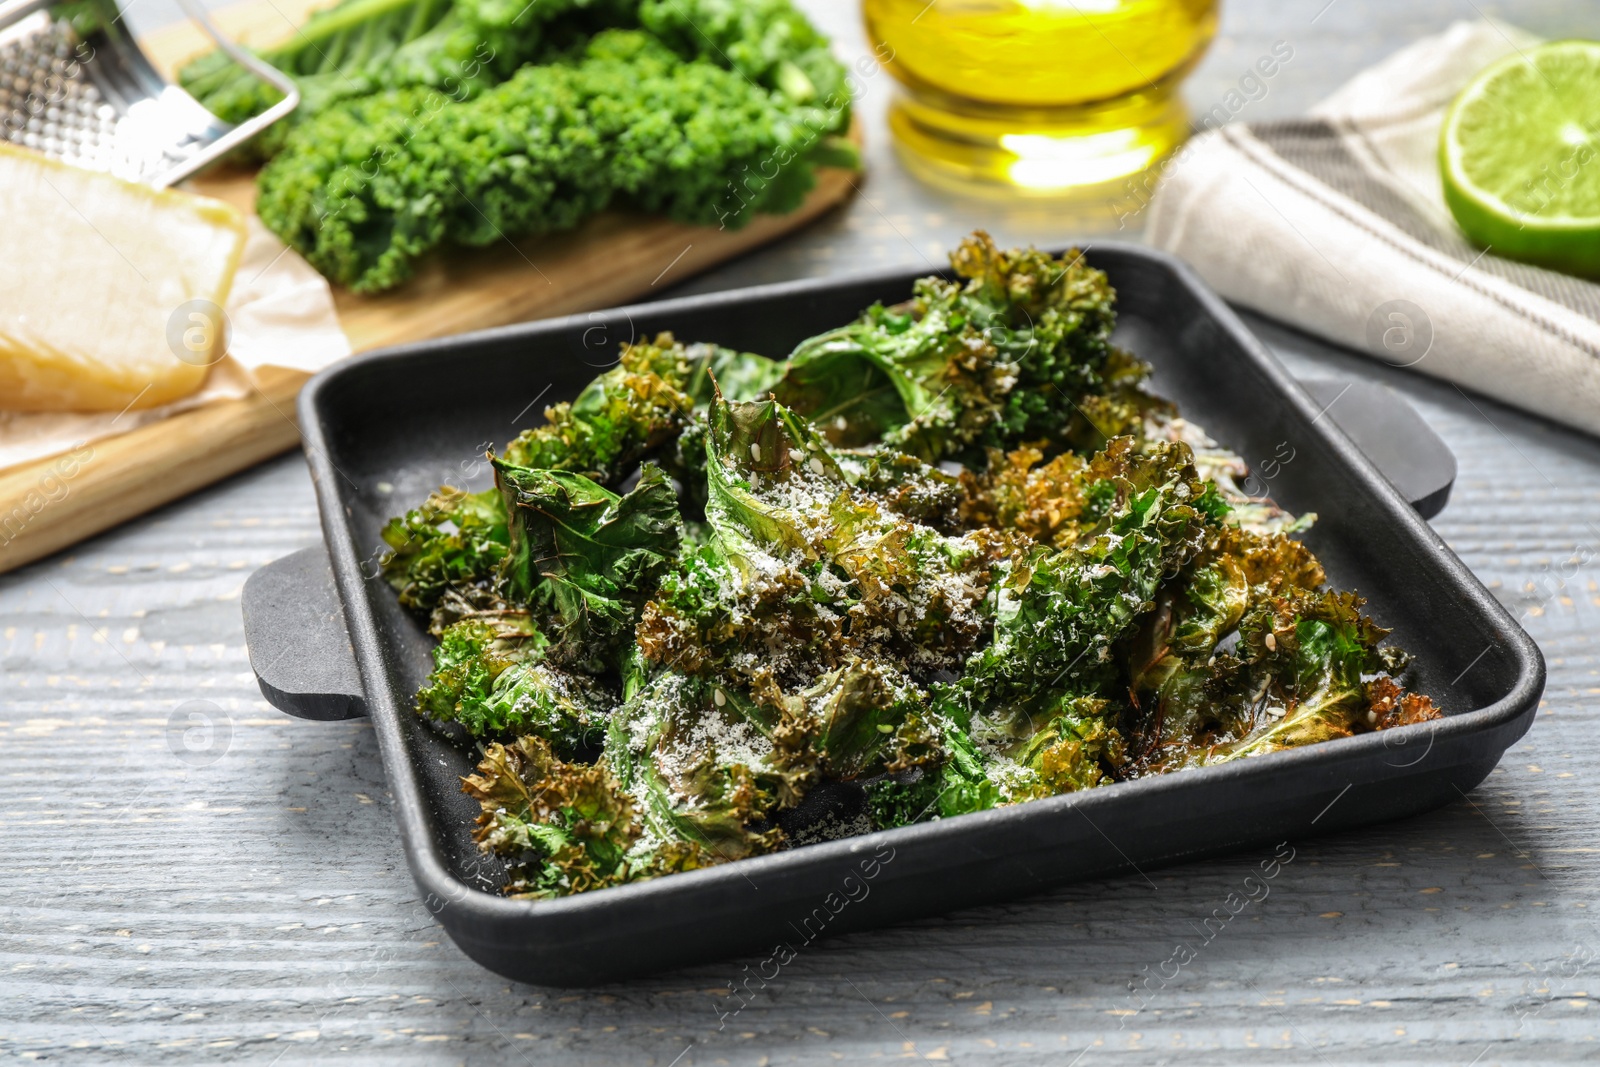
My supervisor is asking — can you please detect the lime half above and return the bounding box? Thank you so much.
[1441,40,1600,279]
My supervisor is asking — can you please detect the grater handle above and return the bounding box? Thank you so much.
[151,0,299,188]
[0,0,53,25]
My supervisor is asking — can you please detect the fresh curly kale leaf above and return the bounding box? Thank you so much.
[181,0,638,161]
[182,0,849,166]
[255,29,854,292]
[637,0,850,107]
[254,66,605,292]
[380,485,509,631]
[496,461,682,670]
[178,0,462,159]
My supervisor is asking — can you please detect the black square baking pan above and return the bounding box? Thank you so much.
[241,245,1542,986]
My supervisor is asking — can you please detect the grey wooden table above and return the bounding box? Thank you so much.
[7,1,1600,1063]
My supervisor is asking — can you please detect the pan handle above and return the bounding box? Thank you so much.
[1298,378,1456,520]
[242,545,365,720]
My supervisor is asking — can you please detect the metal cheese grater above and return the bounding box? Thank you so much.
[0,0,295,187]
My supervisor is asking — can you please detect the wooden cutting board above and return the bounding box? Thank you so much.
[0,0,859,575]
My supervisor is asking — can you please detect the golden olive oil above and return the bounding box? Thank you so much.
[865,0,1220,194]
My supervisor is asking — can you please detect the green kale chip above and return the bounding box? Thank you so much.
[949,233,1171,451]
[415,611,544,722]
[380,485,509,632]
[952,437,1214,739]
[772,232,1170,462]
[414,611,618,753]
[606,670,788,861]
[462,734,646,898]
[496,460,682,671]
[501,359,694,487]
[367,233,1444,901]
[774,286,1012,461]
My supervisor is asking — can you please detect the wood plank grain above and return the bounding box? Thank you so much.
[4,315,1599,1067]
[9,1,1599,1063]
[0,0,860,574]
[0,365,308,568]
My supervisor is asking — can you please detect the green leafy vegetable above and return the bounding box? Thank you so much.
[950,233,1171,452]
[605,670,788,862]
[774,282,1013,460]
[505,333,721,476]
[183,0,858,293]
[416,612,543,722]
[951,437,1213,739]
[415,612,614,755]
[380,485,509,632]
[496,460,682,671]
[178,0,846,159]
[462,734,645,898]
[379,233,1442,900]
[773,232,1171,461]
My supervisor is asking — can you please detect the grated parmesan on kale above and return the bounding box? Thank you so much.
[379,233,1441,900]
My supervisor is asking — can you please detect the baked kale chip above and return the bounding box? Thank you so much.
[381,234,1441,899]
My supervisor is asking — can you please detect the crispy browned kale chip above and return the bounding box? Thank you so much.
[380,236,1441,898]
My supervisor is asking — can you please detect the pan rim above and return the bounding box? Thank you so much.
[295,241,1545,924]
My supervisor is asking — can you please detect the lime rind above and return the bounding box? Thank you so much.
[1440,40,1600,278]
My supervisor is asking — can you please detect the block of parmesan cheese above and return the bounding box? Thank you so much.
[0,143,248,412]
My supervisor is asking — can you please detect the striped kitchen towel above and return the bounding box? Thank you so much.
[1146,20,1600,437]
